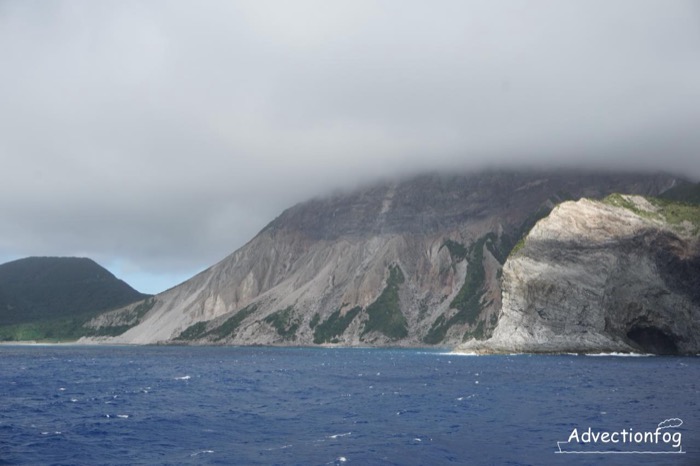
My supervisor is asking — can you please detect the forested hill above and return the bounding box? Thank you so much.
[0,256,148,327]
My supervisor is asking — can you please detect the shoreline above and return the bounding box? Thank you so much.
[1,340,696,356]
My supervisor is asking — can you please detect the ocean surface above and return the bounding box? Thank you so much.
[1,346,698,465]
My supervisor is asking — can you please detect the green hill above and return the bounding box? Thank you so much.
[0,257,148,339]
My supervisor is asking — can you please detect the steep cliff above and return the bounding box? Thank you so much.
[82,171,680,346]
[457,194,700,354]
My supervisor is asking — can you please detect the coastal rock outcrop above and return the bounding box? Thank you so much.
[457,195,700,354]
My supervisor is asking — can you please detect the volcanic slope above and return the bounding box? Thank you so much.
[84,171,680,346]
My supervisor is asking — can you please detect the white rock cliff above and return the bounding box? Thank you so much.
[458,195,700,354]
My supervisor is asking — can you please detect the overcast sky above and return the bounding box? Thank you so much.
[1,1,699,294]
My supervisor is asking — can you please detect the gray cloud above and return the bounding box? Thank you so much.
[1,0,699,293]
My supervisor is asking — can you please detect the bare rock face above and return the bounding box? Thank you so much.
[82,171,680,346]
[457,195,700,355]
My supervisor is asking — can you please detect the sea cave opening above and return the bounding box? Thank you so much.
[626,326,679,355]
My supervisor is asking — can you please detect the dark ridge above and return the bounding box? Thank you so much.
[659,180,700,204]
[263,171,680,241]
[0,257,149,326]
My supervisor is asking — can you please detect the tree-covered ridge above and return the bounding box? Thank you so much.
[0,256,149,327]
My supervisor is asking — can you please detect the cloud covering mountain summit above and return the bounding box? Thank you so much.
[1,1,699,292]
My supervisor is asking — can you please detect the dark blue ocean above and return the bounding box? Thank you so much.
[1,346,698,465]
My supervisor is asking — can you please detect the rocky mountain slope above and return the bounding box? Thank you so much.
[457,194,700,354]
[82,171,680,346]
[0,257,148,341]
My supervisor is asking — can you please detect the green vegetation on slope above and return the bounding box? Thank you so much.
[462,319,486,341]
[210,304,258,340]
[423,314,448,344]
[86,297,157,337]
[313,306,362,344]
[0,256,148,327]
[509,236,527,257]
[603,193,653,217]
[603,194,700,235]
[0,297,156,342]
[264,306,301,340]
[176,321,208,341]
[448,236,488,323]
[426,229,527,344]
[424,195,574,344]
[213,304,258,340]
[309,313,321,329]
[424,235,489,344]
[0,313,93,342]
[176,303,259,341]
[361,265,408,340]
[650,198,700,233]
[484,233,513,265]
[130,298,157,321]
[441,239,468,262]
